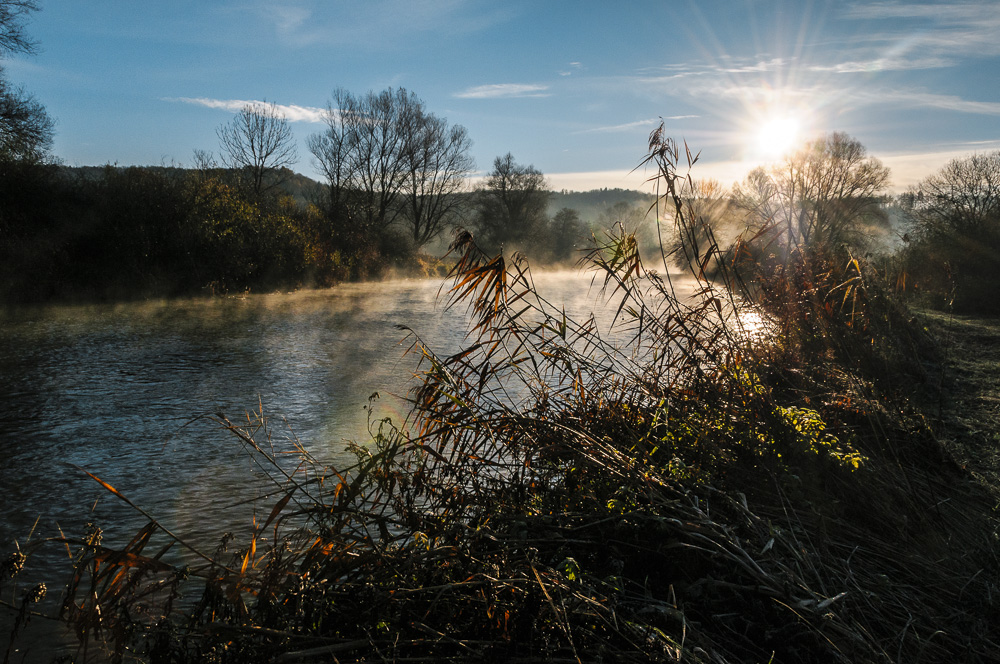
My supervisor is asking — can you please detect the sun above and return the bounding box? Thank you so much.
[752,114,802,162]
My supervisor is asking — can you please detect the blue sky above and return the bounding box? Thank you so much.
[5,0,1000,192]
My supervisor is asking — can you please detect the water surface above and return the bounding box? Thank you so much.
[2,272,686,556]
[0,270,711,656]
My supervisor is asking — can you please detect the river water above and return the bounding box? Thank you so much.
[0,270,704,655]
[0,273,702,557]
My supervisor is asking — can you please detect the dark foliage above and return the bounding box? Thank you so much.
[0,164,339,303]
[897,152,1000,314]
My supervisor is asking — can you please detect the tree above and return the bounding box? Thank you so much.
[0,0,53,161]
[400,114,474,247]
[474,153,549,254]
[308,88,420,244]
[901,151,1000,313]
[549,207,585,262]
[0,0,37,56]
[733,132,891,253]
[308,87,475,256]
[0,73,52,159]
[907,151,1000,237]
[217,101,298,196]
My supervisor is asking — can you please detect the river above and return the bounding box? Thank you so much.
[0,269,706,656]
[0,273,700,558]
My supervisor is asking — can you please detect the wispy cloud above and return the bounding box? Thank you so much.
[838,1,1000,64]
[576,116,698,134]
[637,56,786,80]
[809,56,951,73]
[671,74,1000,118]
[258,0,516,49]
[558,61,584,77]
[719,58,787,74]
[453,84,550,99]
[844,1,1000,24]
[858,89,1000,115]
[268,5,311,36]
[168,97,326,123]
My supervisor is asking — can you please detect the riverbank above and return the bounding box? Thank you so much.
[4,234,997,662]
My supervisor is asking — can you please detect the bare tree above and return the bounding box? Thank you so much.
[217,101,298,196]
[400,114,474,247]
[0,0,52,161]
[308,88,421,241]
[0,0,38,56]
[734,132,890,252]
[308,88,477,255]
[908,151,1000,237]
[474,153,549,253]
[901,151,1000,312]
[0,72,52,160]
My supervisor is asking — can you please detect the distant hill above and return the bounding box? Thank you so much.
[55,165,654,220]
[548,188,655,224]
[56,165,327,207]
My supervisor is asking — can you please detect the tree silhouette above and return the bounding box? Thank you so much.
[474,153,549,254]
[217,101,298,196]
[0,0,53,161]
[734,133,890,253]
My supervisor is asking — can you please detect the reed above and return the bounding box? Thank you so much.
[4,125,998,663]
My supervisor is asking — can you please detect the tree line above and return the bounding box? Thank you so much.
[205,92,600,270]
[0,93,617,303]
[2,1,999,310]
[661,132,1000,314]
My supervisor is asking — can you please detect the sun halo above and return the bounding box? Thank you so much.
[752,114,802,162]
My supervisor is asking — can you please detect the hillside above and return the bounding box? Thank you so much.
[55,165,653,222]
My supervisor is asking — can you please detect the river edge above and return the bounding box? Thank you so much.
[5,299,1000,661]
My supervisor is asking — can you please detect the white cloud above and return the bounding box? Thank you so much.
[168,97,326,123]
[453,84,550,99]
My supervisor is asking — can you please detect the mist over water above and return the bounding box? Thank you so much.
[1,271,702,564]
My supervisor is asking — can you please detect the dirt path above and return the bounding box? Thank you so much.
[919,310,1000,487]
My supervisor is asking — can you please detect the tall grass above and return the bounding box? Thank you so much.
[4,125,999,663]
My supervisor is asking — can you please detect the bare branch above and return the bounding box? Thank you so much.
[217,101,298,196]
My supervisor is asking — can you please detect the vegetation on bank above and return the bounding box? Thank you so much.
[0,156,648,304]
[4,126,1000,663]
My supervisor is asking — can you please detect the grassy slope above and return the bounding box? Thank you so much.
[920,311,1000,490]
